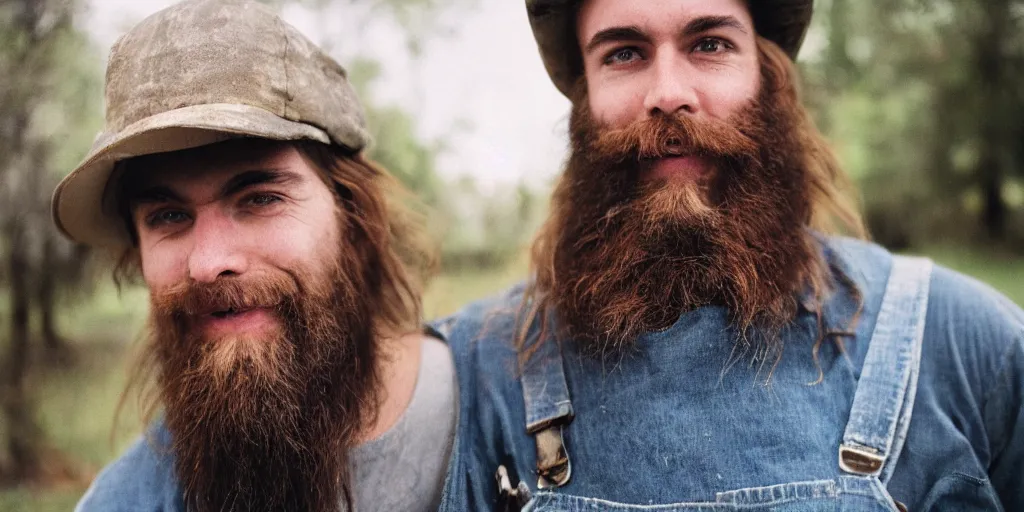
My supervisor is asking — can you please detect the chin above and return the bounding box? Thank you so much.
[203,331,290,382]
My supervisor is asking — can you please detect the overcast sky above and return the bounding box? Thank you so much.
[82,0,573,192]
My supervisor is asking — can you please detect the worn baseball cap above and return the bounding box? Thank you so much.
[526,0,814,97]
[52,0,371,249]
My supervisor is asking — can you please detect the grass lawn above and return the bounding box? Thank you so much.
[0,281,148,512]
[0,246,1019,510]
[919,246,1024,306]
[0,346,142,511]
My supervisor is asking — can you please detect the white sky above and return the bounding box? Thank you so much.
[82,0,573,192]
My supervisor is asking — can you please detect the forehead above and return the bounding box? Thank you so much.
[125,139,311,190]
[577,0,754,38]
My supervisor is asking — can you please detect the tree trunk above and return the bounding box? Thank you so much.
[979,154,1007,240]
[38,235,73,366]
[974,0,1012,241]
[2,220,41,482]
[827,0,854,88]
[0,91,42,485]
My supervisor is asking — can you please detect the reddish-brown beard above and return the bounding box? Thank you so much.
[536,53,830,360]
[149,253,379,512]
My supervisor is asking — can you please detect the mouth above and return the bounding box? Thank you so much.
[210,307,251,319]
[646,154,711,182]
[196,305,280,337]
[663,138,685,156]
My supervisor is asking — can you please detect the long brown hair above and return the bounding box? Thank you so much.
[516,37,865,361]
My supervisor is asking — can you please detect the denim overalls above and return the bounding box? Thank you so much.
[438,238,1023,511]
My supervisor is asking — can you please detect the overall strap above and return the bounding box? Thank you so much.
[840,255,932,484]
[520,310,574,489]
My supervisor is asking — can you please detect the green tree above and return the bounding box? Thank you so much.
[804,0,1024,250]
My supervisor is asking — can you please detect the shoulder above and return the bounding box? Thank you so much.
[824,235,1023,385]
[919,260,1024,420]
[430,282,527,353]
[75,423,183,512]
[826,235,1024,426]
[925,263,1024,339]
[428,281,530,419]
[822,236,895,290]
[825,235,1023,338]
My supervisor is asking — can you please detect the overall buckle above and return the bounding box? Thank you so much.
[838,444,885,475]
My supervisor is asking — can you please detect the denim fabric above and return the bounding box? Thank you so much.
[74,423,184,512]
[521,319,574,433]
[523,477,894,511]
[840,257,931,484]
[437,237,1024,511]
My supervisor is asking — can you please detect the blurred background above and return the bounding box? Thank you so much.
[0,0,1021,509]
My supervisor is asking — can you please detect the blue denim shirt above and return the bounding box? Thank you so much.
[436,237,1024,511]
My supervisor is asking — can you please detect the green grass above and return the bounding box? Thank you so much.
[0,489,82,512]
[919,246,1024,306]
[0,343,150,511]
[0,351,141,511]
[1,246,1020,510]
[424,259,528,319]
[0,281,149,511]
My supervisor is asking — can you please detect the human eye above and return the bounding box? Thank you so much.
[242,193,283,208]
[603,46,643,66]
[145,209,191,227]
[692,37,734,54]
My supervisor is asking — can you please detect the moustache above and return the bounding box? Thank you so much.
[582,108,761,166]
[150,272,300,323]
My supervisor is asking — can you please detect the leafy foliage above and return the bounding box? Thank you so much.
[802,0,1024,249]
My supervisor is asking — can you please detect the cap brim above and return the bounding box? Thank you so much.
[53,103,331,249]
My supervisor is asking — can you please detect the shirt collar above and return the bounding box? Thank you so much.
[796,233,865,337]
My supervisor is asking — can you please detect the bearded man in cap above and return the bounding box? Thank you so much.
[60,1,455,511]
[435,0,1024,510]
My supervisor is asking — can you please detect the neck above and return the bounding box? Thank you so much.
[357,330,424,443]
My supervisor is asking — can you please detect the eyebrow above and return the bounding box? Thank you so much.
[131,185,185,206]
[131,168,304,207]
[584,26,650,55]
[583,15,749,55]
[682,15,748,37]
[219,168,304,198]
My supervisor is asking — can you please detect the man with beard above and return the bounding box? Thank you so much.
[58,1,455,511]
[436,0,1024,510]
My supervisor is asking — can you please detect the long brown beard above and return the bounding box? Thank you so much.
[534,39,838,360]
[149,257,379,512]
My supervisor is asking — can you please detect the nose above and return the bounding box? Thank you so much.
[643,51,700,117]
[187,209,248,284]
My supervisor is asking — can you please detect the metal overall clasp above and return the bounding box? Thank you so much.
[496,464,532,512]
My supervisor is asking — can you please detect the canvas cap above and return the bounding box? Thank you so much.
[526,0,814,97]
[52,0,371,249]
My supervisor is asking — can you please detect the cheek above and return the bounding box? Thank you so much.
[703,67,760,119]
[703,90,750,120]
[586,77,646,128]
[139,241,188,292]
[261,206,342,272]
